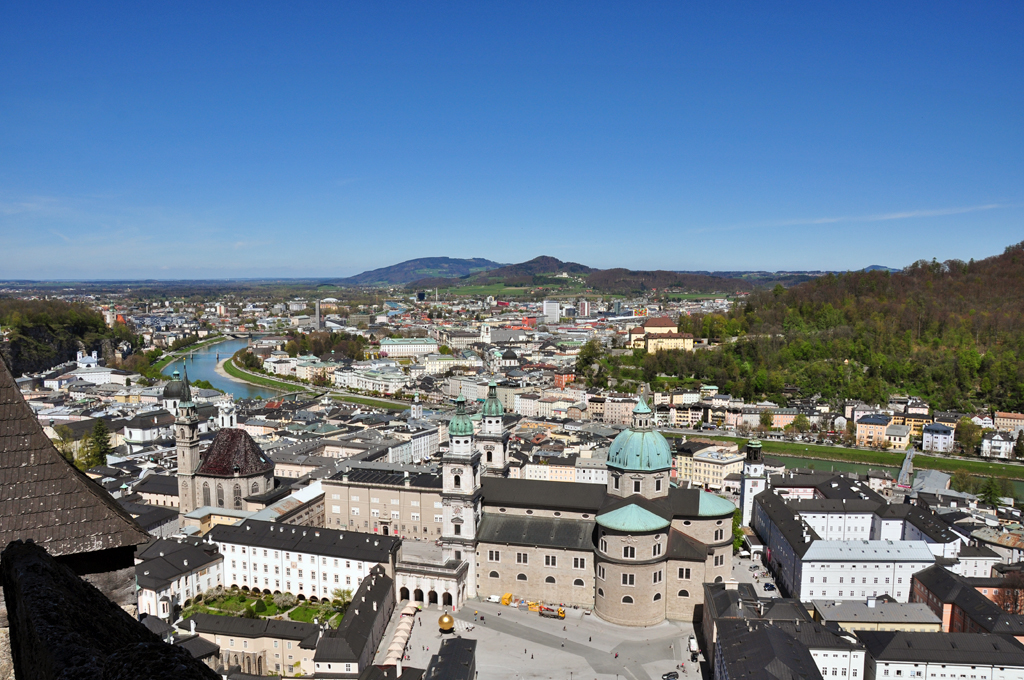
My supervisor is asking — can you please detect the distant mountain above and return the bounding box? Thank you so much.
[586,269,748,294]
[478,256,593,280]
[333,257,505,286]
[861,265,900,273]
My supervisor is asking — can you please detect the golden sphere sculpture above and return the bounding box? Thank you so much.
[438,612,455,633]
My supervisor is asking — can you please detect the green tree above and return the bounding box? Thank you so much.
[438,345,453,355]
[87,419,113,468]
[1015,433,1024,460]
[979,477,1004,506]
[792,414,811,433]
[732,509,744,552]
[759,410,773,429]
[950,468,974,493]
[52,425,76,462]
[956,418,982,455]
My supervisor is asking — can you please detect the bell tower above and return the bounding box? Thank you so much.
[441,395,481,597]
[477,381,508,474]
[176,369,201,514]
[740,439,766,527]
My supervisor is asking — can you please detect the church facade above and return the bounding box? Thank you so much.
[173,372,275,516]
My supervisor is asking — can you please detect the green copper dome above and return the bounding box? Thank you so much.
[482,381,504,417]
[606,397,672,472]
[698,491,737,517]
[596,503,671,532]
[448,395,475,437]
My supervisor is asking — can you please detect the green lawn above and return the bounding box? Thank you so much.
[686,434,1024,480]
[206,594,257,612]
[222,359,298,392]
[288,605,332,623]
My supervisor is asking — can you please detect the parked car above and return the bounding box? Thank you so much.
[763,583,776,591]
[662,673,679,680]
[749,565,760,571]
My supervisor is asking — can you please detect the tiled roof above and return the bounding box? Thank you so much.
[196,428,274,477]
[0,356,148,557]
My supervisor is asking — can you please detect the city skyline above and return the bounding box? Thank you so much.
[2,2,1022,279]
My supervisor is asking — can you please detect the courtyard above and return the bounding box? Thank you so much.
[380,599,707,680]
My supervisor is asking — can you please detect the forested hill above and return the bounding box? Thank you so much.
[645,242,1024,412]
[0,299,134,376]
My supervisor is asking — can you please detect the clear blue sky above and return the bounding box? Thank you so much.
[2,2,1022,279]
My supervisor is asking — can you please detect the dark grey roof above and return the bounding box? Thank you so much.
[315,565,393,663]
[480,477,607,512]
[0,354,149,557]
[703,582,812,624]
[957,543,1000,559]
[175,634,221,659]
[477,514,594,551]
[187,613,320,645]
[715,621,823,680]
[133,473,180,496]
[667,528,710,562]
[135,538,223,591]
[856,631,1024,665]
[754,491,820,558]
[208,519,399,563]
[912,565,1024,635]
[331,467,443,489]
[118,500,180,532]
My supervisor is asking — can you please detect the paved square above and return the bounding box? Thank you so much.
[389,600,705,680]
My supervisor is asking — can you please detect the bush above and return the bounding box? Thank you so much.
[242,606,257,619]
[274,593,297,609]
[253,599,267,613]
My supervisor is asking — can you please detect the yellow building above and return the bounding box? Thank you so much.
[645,332,695,354]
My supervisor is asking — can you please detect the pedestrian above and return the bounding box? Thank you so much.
[615,653,619,659]
[531,654,534,660]
[589,637,592,642]
[563,626,566,631]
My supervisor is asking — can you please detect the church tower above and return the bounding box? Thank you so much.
[739,439,765,527]
[477,382,508,474]
[441,395,481,598]
[175,369,202,514]
[411,393,423,421]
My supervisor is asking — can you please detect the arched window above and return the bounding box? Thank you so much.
[217,484,224,507]
[598,588,604,597]
[251,481,259,495]
[545,576,555,584]
[516,573,527,581]
[202,482,211,507]
[622,595,634,604]
[714,576,723,583]
[486,451,492,463]
[678,590,689,597]
[489,571,499,578]
[653,593,662,601]
[453,475,461,489]
[233,484,242,509]
[573,579,585,587]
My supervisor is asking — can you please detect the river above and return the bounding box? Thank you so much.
[162,338,281,400]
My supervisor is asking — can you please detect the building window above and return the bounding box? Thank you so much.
[545,576,555,584]
[613,476,620,490]
[573,578,585,586]
[488,550,500,562]
[633,480,641,494]
[653,543,662,557]
[653,570,663,584]
[573,557,586,569]
[653,593,662,601]
[656,479,663,492]
[598,588,604,597]
[517,573,527,581]
[621,573,635,586]
[516,553,528,565]
[678,589,689,597]
[622,595,634,604]
[623,546,635,559]
[600,539,608,552]
[453,475,461,488]
[489,571,499,578]
[545,555,557,567]
[598,565,606,580]
[679,568,691,579]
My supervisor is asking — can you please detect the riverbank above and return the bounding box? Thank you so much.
[695,434,1024,481]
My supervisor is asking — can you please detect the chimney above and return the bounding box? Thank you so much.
[190,619,196,634]
[867,597,876,608]
[725,580,738,591]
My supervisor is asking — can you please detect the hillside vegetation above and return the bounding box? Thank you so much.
[0,299,136,376]
[631,242,1024,412]
[333,257,503,286]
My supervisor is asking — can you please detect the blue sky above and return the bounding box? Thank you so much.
[2,2,1022,279]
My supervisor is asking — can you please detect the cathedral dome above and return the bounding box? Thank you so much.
[163,370,189,400]
[481,382,504,417]
[448,395,474,437]
[607,397,672,472]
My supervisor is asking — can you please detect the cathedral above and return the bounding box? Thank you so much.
[393,382,736,625]
[172,371,275,515]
